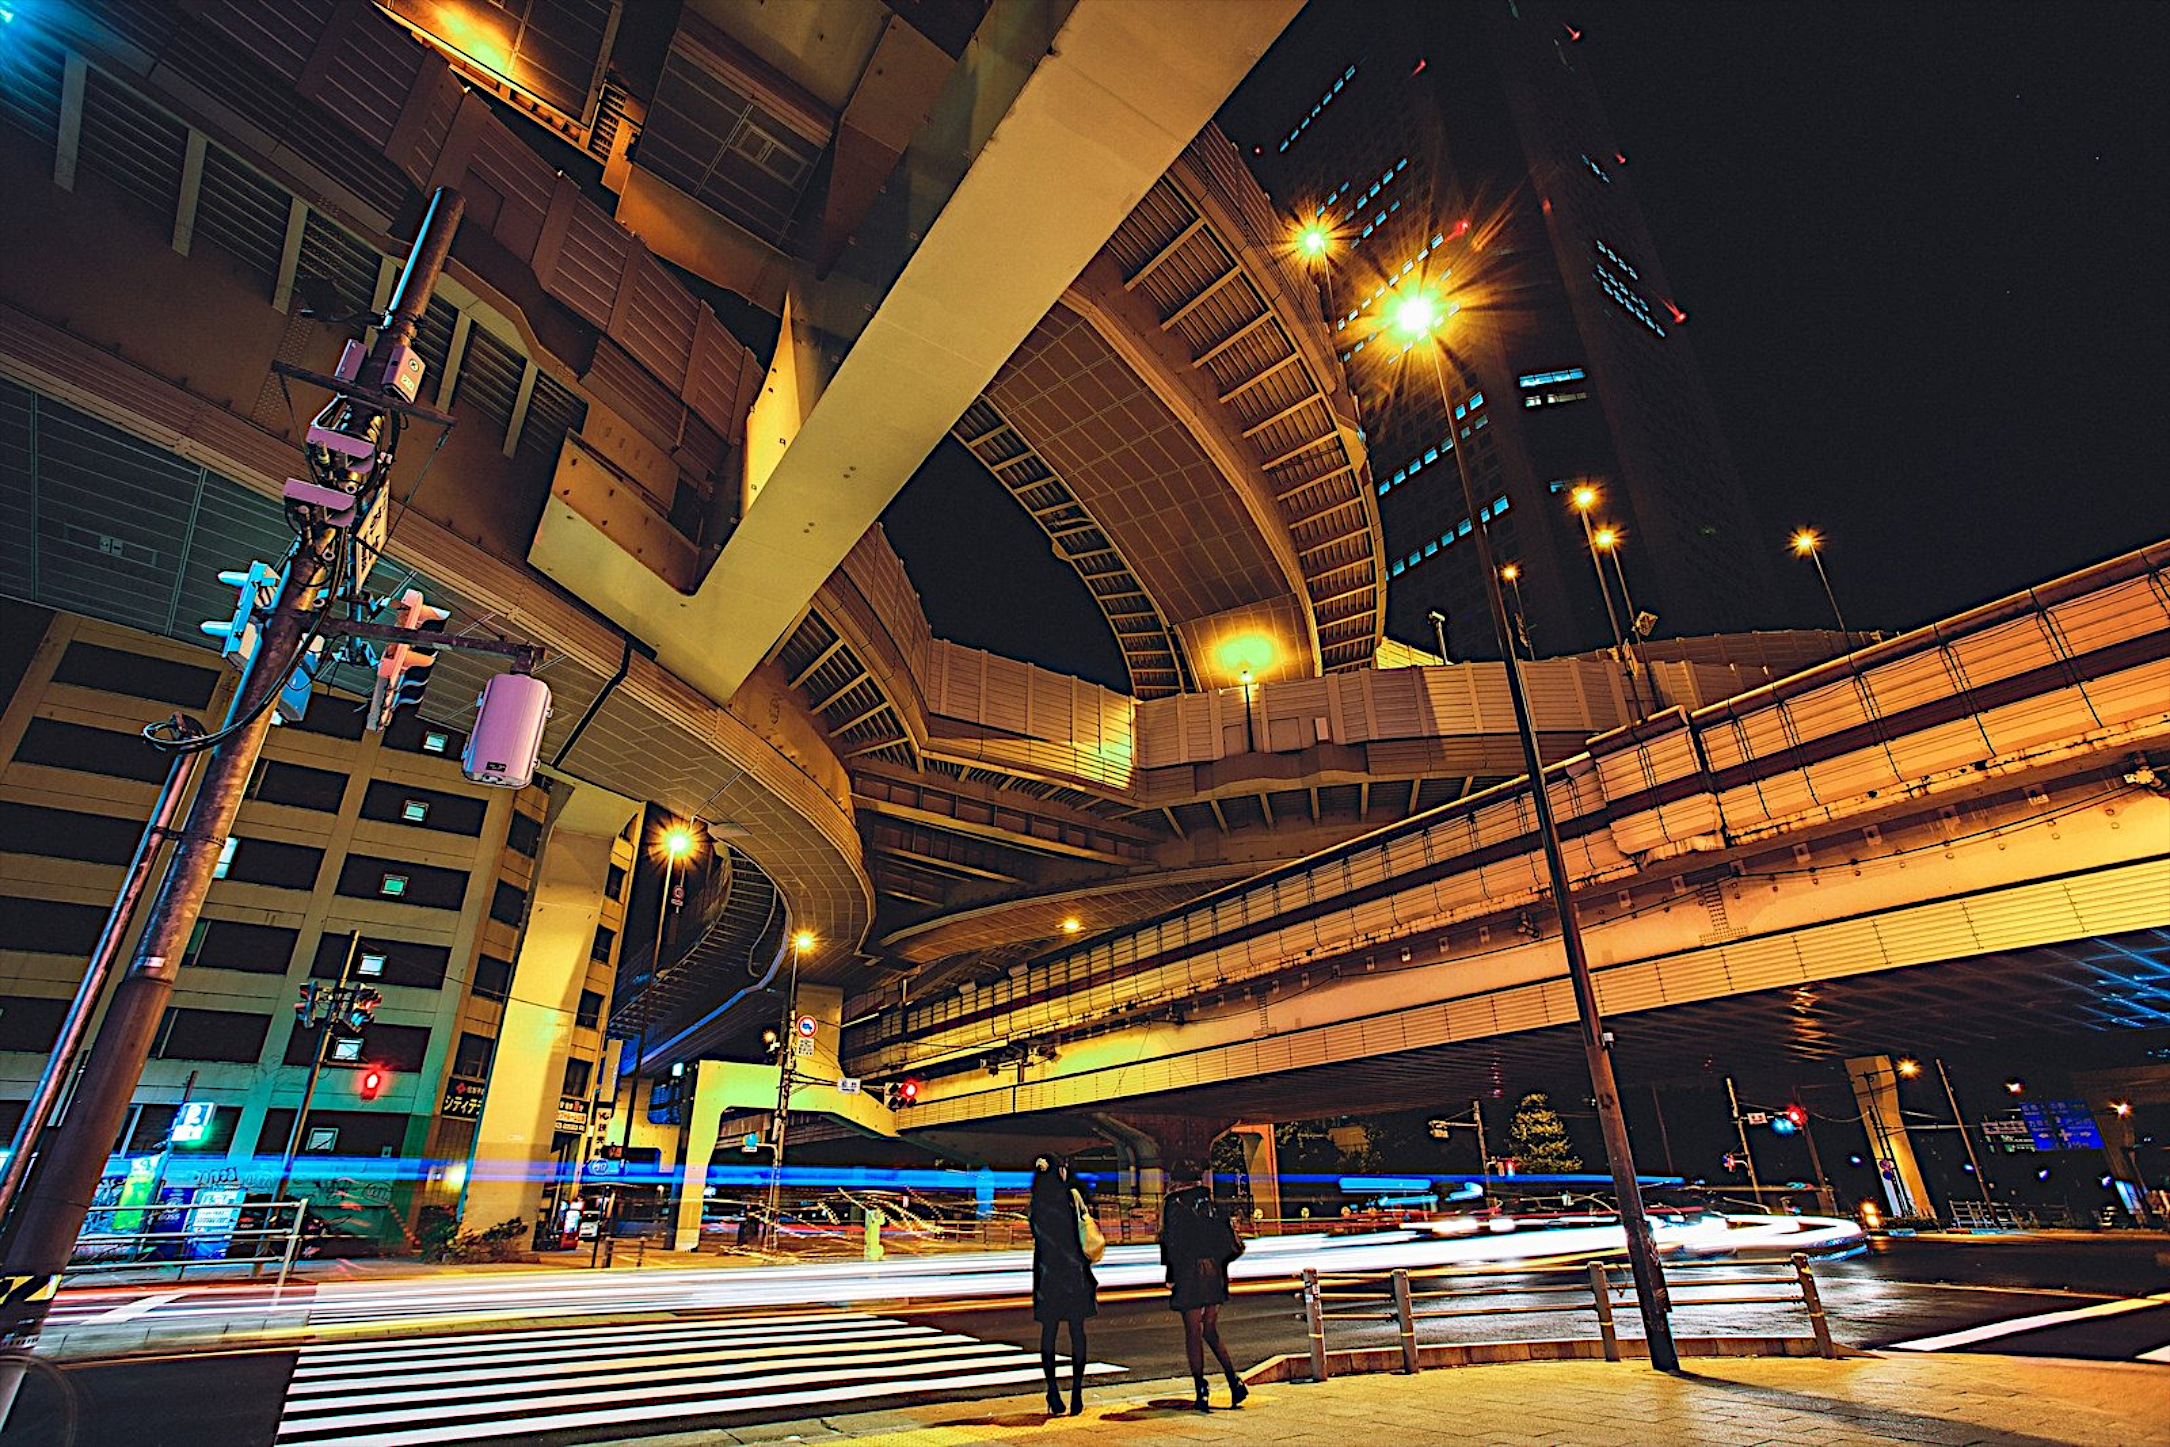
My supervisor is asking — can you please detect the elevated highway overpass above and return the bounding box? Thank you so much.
[840,544,2170,1138]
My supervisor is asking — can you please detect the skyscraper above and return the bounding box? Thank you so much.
[1228,0,1776,661]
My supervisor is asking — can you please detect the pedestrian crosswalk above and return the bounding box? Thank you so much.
[273,1309,1124,1446]
[1887,1291,2170,1362]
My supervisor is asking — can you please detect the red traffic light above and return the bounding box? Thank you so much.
[1784,1104,1808,1129]
[898,1078,920,1104]
[358,1067,386,1101]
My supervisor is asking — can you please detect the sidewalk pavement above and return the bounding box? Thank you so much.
[644,1354,2170,1447]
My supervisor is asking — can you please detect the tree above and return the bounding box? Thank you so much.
[1508,1092,1581,1173]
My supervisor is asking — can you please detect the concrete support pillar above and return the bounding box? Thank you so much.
[1092,1111,1234,1226]
[461,786,638,1232]
[1229,1123,1281,1233]
[670,1060,731,1251]
[1845,1056,1935,1221]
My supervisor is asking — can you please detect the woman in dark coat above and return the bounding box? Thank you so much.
[1159,1163,1247,1411]
[1028,1154,1096,1416]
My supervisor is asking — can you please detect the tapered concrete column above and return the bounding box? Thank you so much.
[670,1060,731,1250]
[461,785,638,1231]
[1845,1056,1936,1221]
[1092,1111,1234,1224]
[1229,1123,1282,1233]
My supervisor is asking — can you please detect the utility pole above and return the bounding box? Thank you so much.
[1725,1077,1765,1202]
[0,190,467,1422]
[1935,1058,1994,1208]
[1792,1090,1834,1215]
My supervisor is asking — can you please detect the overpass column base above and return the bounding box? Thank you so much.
[1229,1124,1281,1233]
[1089,1111,1235,1228]
[1845,1055,1937,1222]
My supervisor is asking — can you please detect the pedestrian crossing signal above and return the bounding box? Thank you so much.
[357,1067,386,1101]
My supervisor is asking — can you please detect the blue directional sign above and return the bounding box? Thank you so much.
[2017,1100,2105,1151]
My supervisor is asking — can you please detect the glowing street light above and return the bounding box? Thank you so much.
[1060,917,1082,935]
[1790,527,1851,635]
[1499,563,1533,658]
[1897,1057,1922,1079]
[1360,260,1678,1372]
[1297,223,1332,259]
[1568,485,1641,713]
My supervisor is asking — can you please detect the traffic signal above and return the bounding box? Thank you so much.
[275,637,326,723]
[201,561,282,672]
[295,980,320,1021]
[1780,1104,1808,1133]
[357,1067,385,1101]
[369,588,449,730]
[881,1078,922,1109]
[342,986,383,1033]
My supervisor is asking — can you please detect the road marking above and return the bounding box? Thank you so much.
[86,1290,186,1324]
[273,1309,1124,1446]
[2138,1342,2170,1364]
[1886,1292,2170,1351]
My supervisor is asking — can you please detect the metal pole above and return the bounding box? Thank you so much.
[1726,1077,1764,1203]
[0,743,201,1238]
[1794,1089,1834,1215]
[763,941,802,1249]
[1648,1082,1677,1177]
[276,932,361,1200]
[1810,551,1849,635]
[1576,506,1642,714]
[1472,1099,1487,1177]
[1935,1059,1993,1207]
[1604,546,1660,710]
[1425,345,1675,1370]
[0,191,463,1426]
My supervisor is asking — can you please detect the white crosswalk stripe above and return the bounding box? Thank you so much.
[273,1309,1122,1446]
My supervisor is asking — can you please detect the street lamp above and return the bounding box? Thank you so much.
[1790,528,1850,635]
[1570,485,1643,714]
[1590,525,1657,708]
[1499,564,1533,659]
[1385,280,1679,1371]
[603,817,706,1249]
[762,929,817,1249]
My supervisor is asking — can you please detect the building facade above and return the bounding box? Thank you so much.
[1234,0,1777,660]
[0,598,626,1246]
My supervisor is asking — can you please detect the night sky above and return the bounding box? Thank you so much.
[883,1,2167,681]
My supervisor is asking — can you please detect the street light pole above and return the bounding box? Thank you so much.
[1571,486,1645,716]
[1595,529,1660,711]
[763,931,814,1250]
[1414,334,1677,1370]
[1725,1076,1765,1203]
[1791,529,1849,635]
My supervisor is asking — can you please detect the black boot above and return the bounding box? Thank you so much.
[1227,1374,1249,1409]
[1193,1374,1211,1412]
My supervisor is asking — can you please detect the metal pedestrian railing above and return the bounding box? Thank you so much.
[68,1199,310,1288]
[1299,1252,1836,1380]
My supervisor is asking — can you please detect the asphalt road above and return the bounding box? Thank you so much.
[4,1235,2165,1447]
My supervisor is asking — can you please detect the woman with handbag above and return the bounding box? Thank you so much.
[1159,1162,1249,1412]
[1028,1155,1097,1416]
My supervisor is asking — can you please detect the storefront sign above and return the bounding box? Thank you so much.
[440,1077,486,1120]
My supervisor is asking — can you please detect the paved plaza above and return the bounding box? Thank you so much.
[673,1354,2170,1447]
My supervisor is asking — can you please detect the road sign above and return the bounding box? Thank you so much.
[1878,1158,1898,1181]
[740,1132,761,1154]
[793,1038,814,1057]
[836,1077,861,1094]
[1743,1110,1770,1126]
[796,1015,818,1037]
[170,1101,217,1144]
[2018,1100,2104,1151]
